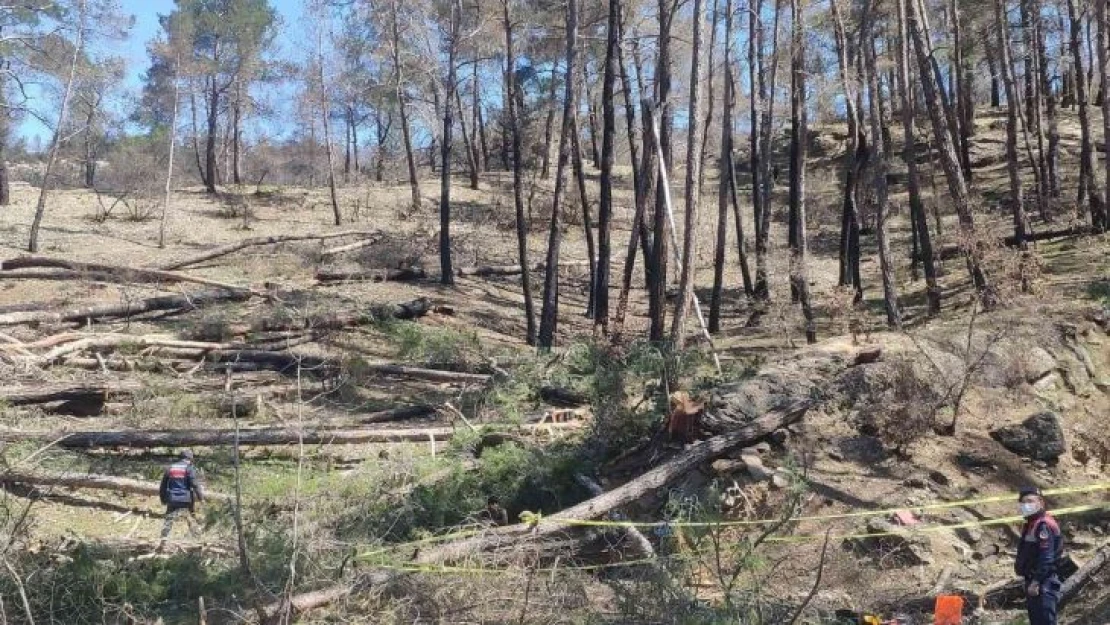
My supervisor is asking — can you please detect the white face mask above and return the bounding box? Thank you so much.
[1019,502,1041,517]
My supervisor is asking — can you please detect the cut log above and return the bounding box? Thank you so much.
[0,381,144,406]
[0,470,231,502]
[416,400,813,565]
[0,422,581,449]
[0,382,275,418]
[0,255,254,294]
[318,235,385,257]
[259,572,395,624]
[1061,541,1110,608]
[226,298,433,335]
[159,230,379,270]
[357,405,436,424]
[350,363,490,385]
[574,474,659,561]
[0,288,251,327]
[315,267,426,283]
[1004,225,1093,247]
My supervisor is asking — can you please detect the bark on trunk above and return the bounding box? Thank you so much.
[0,289,252,327]
[788,0,816,344]
[205,74,219,194]
[391,0,421,212]
[538,0,578,349]
[569,115,597,318]
[438,0,461,284]
[1070,0,1108,231]
[595,0,619,331]
[502,0,537,344]
[671,0,705,349]
[649,0,675,342]
[710,0,736,334]
[1099,0,1110,233]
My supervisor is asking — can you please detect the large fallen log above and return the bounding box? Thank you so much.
[231,297,434,334]
[0,255,254,294]
[1004,225,1094,247]
[259,572,394,624]
[0,381,275,418]
[0,288,252,327]
[1,382,144,406]
[160,230,379,270]
[416,400,813,565]
[315,267,426,283]
[0,422,580,449]
[0,470,231,502]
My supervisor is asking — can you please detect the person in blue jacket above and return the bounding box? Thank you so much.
[1015,487,1064,625]
[158,449,205,549]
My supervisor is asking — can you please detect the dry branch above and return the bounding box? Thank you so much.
[0,255,254,294]
[0,288,251,327]
[453,261,590,277]
[318,235,386,257]
[159,230,379,270]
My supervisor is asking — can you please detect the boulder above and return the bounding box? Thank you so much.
[990,411,1067,462]
[847,517,932,567]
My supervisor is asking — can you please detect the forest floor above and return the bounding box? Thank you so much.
[0,106,1105,623]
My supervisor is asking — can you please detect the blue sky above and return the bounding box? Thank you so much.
[19,0,305,143]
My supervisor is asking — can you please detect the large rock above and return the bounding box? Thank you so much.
[990,411,1067,461]
[847,517,932,567]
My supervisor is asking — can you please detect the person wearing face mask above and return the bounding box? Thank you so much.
[1014,487,1064,625]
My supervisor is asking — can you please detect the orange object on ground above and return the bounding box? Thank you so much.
[934,595,964,625]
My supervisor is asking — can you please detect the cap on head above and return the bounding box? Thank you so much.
[487,495,499,506]
[180,449,195,461]
[1018,487,1042,501]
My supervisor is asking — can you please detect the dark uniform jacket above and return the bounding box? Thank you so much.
[159,461,204,507]
[1015,512,1064,583]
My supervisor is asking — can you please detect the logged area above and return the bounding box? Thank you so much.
[0,0,1109,624]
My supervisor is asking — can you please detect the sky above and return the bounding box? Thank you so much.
[19,0,306,143]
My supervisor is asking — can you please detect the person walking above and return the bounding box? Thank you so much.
[158,449,205,550]
[1015,487,1064,625]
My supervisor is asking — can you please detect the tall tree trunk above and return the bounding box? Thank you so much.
[997,0,1033,292]
[455,85,480,190]
[571,115,597,318]
[344,106,353,178]
[985,42,1003,108]
[159,71,180,250]
[538,0,578,349]
[28,0,85,253]
[613,6,656,339]
[0,73,8,206]
[749,0,767,302]
[672,0,705,348]
[83,104,96,188]
[698,0,720,199]
[476,74,491,173]
[1020,0,1048,219]
[584,66,601,168]
[439,0,461,285]
[375,110,387,183]
[830,0,864,302]
[908,0,993,305]
[595,0,619,331]
[352,106,361,174]
[1071,0,1109,230]
[752,0,782,307]
[390,0,421,212]
[502,0,537,344]
[949,0,972,182]
[1098,0,1110,233]
[710,0,736,334]
[788,0,816,344]
[896,0,940,315]
[863,21,902,328]
[540,71,558,179]
[916,0,965,181]
[205,73,219,194]
[649,0,676,342]
[317,26,342,226]
[232,81,242,185]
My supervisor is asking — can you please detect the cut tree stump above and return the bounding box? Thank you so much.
[159,230,379,270]
[0,288,251,327]
[0,422,581,449]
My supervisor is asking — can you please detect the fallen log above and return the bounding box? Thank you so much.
[453,261,590,278]
[318,235,385,258]
[0,382,274,418]
[1061,541,1110,608]
[539,386,589,408]
[416,400,812,565]
[259,572,394,624]
[1,382,144,406]
[0,422,581,449]
[226,297,434,334]
[160,230,379,270]
[0,470,231,502]
[357,405,436,424]
[0,288,252,327]
[315,267,426,283]
[1004,225,1094,247]
[0,255,254,294]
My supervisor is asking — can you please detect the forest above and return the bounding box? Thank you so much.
[0,0,1106,623]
